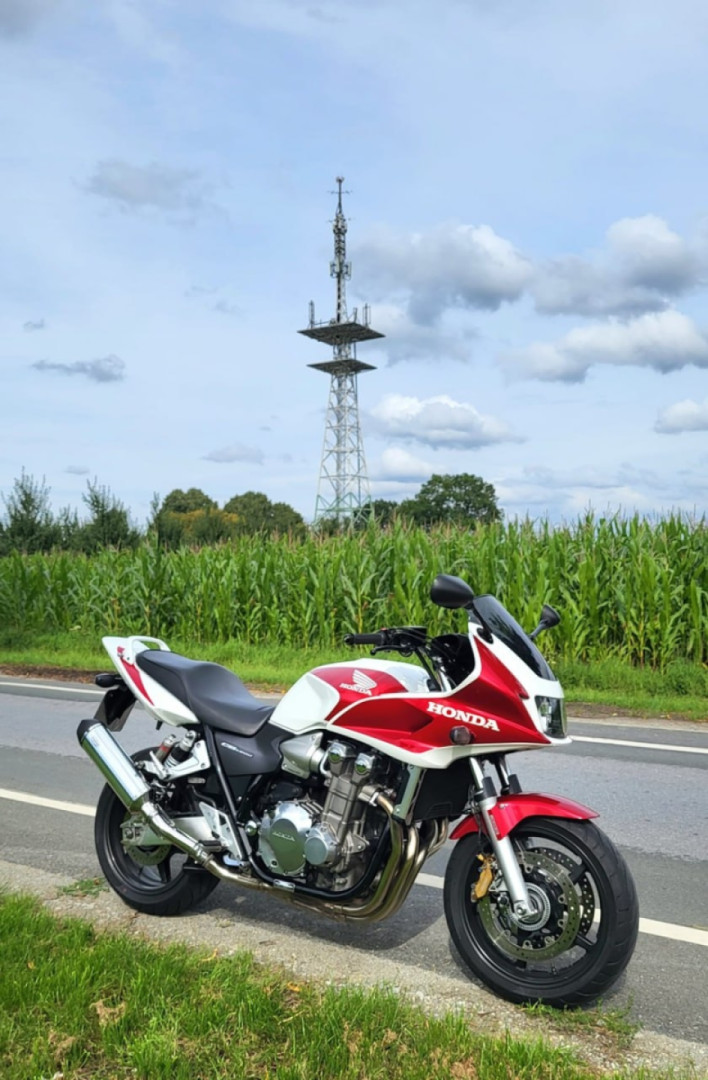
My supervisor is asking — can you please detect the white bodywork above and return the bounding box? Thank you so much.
[102,636,199,728]
[270,658,430,734]
[103,620,568,770]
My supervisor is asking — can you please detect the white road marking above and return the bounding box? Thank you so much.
[0,786,95,817]
[0,680,101,696]
[2,787,707,948]
[638,918,708,947]
[2,681,707,753]
[417,873,708,946]
[417,872,444,889]
[572,735,708,755]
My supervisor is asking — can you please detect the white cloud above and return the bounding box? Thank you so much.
[532,215,702,317]
[84,160,211,216]
[213,299,241,317]
[32,355,126,382]
[497,463,667,518]
[606,215,700,292]
[23,319,45,332]
[0,0,58,36]
[655,398,708,434]
[368,303,475,364]
[65,465,90,475]
[369,393,521,450]
[372,447,434,482]
[532,257,670,318]
[502,309,708,382]
[105,0,181,65]
[203,443,264,464]
[356,222,531,324]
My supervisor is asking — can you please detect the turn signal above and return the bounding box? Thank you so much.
[450,726,473,745]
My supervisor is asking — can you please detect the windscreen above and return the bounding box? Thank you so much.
[472,595,555,680]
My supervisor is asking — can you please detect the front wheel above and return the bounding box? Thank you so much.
[443,818,639,1007]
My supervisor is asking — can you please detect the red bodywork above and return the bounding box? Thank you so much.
[116,646,154,704]
[312,639,551,756]
[450,793,598,841]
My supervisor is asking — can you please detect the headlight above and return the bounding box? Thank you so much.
[535,696,567,738]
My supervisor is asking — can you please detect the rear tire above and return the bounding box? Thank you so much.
[443,818,638,1007]
[94,748,220,916]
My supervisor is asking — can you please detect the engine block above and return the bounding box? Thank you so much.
[255,739,383,882]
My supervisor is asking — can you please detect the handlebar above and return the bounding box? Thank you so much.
[343,632,388,647]
[344,626,427,649]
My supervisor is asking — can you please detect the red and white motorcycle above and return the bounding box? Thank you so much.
[78,574,638,1006]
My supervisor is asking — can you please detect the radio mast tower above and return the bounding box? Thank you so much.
[299,177,384,525]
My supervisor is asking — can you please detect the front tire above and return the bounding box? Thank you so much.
[444,818,638,1007]
[94,748,220,916]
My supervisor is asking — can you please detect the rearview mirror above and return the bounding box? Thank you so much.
[529,604,561,641]
[430,574,475,609]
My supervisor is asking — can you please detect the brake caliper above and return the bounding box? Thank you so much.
[473,853,495,900]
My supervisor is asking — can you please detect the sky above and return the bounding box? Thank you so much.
[2,0,708,526]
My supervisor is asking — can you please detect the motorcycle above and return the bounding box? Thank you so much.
[77,573,638,1007]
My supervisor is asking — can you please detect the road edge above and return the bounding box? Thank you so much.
[0,857,706,1077]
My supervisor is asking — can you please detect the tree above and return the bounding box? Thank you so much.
[223,491,305,536]
[398,473,501,527]
[78,480,141,551]
[0,469,60,553]
[360,499,399,527]
[160,488,217,515]
[152,488,223,547]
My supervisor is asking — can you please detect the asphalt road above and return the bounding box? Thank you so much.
[1,676,707,1047]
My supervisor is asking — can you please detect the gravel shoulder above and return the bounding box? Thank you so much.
[1,858,706,1077]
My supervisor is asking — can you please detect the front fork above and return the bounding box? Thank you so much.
[469,758,534,919]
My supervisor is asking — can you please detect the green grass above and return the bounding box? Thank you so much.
[556,657,708,721]
[522,999,641,1052]
[58,876,109,898]
[0,630,344,690]
[0,893,684,1080]
[1,630,707,720]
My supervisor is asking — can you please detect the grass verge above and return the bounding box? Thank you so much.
[0,892,683,1080]
[1,631,706,720]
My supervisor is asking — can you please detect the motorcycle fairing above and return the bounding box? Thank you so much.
[278,632,563,769]
[450,793,598,841]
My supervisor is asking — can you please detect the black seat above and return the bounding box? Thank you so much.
[136,651,274,736]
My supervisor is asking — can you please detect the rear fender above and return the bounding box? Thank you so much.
[450,793,598,842]
[94,684,136,732]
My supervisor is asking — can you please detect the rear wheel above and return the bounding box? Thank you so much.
[94,749,220,916]
[443,818,638,1007]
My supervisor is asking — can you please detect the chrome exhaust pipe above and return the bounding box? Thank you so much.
[78,719,151,811]
[77,719,217,868]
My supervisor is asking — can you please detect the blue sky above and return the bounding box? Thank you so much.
[2,0,708,525]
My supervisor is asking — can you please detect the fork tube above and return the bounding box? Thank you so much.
[468,759,532,917]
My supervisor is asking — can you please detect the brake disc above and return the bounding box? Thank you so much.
[478,849,581,960]
[534,844,596,936]
[120,813,172,867]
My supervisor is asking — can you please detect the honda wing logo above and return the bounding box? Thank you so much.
[427,701,499,731]
[340,669,377,696]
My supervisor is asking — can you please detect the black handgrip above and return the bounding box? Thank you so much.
[343,631,388,647]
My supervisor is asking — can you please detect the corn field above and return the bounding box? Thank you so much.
[1,514,706,669]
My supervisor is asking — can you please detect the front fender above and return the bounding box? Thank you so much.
[450,793,598,842]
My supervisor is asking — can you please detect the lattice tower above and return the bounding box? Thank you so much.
[299,178,384,524]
